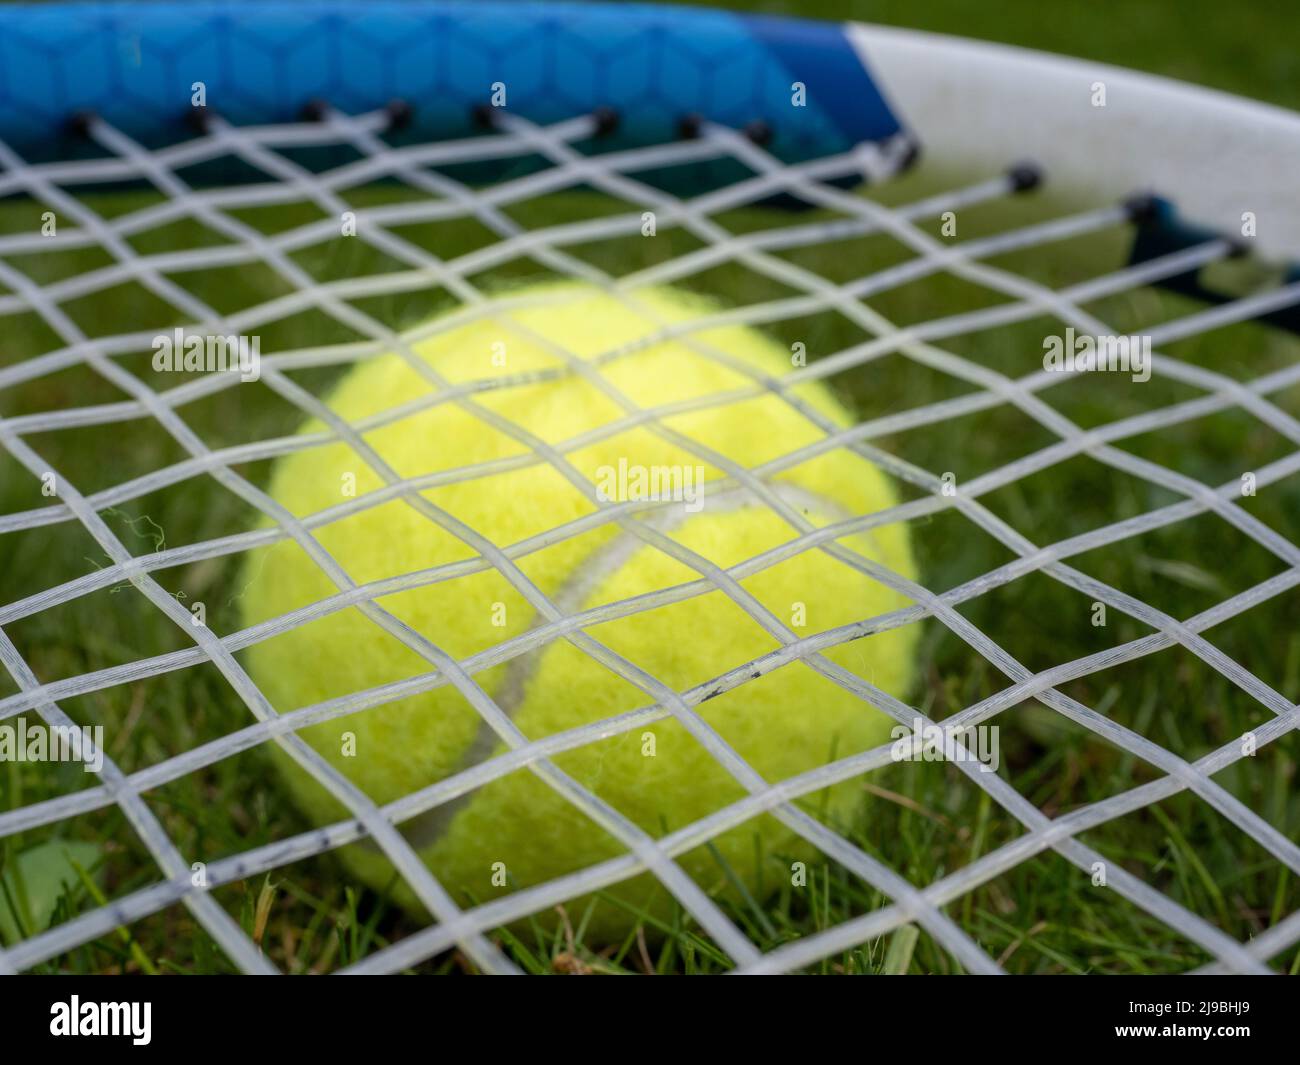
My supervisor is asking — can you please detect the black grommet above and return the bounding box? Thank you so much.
[1123,191,1160,225]
[744,119,773,146]
[1008,161,1043,192]
[300,99,329,122]
[187,105,214,134]
[471,102,498,129]
[677,112,703,139]
[385,98,414,131]
[897,136,922,172]
[591,105,619,137]
[67,110,97,138]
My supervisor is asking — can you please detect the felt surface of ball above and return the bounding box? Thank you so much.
[241,283,918,940]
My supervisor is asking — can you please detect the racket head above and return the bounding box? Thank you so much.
[0,1,1298,977]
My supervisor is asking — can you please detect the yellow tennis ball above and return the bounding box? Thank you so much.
[240,283,918,940]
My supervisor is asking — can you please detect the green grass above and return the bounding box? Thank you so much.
[1,1,1299,975]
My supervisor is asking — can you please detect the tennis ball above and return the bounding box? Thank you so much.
[240,282,918,940]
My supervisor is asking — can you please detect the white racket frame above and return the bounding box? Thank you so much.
[850,24,1300,260]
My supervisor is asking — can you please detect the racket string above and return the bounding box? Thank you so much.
[1,105,1299,973]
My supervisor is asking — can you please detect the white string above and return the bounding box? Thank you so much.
[1,106,1297,974]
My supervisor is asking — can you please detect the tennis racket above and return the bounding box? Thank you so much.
[1,0,1298,977]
